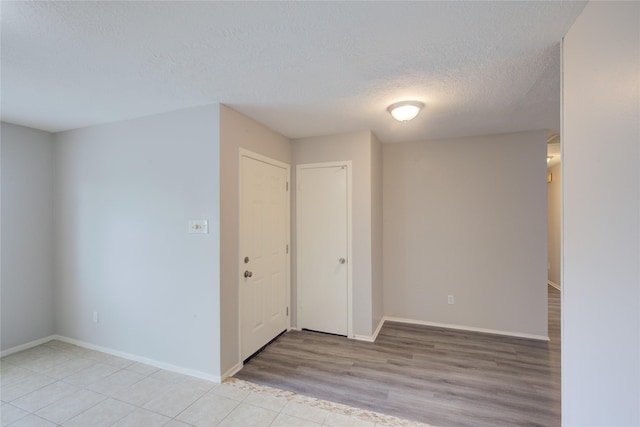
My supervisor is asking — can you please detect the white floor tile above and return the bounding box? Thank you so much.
[148,369,194,383]
[0,374,56,402]
[87,369,145,396]
[15,351,75,374]
[83,352,134,369]
[2,347,51,366]
[243,391,288,412]
[270,413,322,427]
[66,348,104,360]
[207,383,250,401]
[35,389,105,424]
[62,398,136,427]
[111,408,170,427]
[216,403,278,427]
[323,412,375,427]
[125,362,159,376]
[5,414,56,427]
[164,420,194,427]
[63,362,120,386]
[62,347,101,359]
[111,376,172,407]
[1,403,29,426]
[149,369,215,390]
[143,382,209,418]
[0,363,34,387]
[281,401,330,425]
[41,357,94,379]
[42,340,80,353]
[176,392,240,427]
[11,380,79,412]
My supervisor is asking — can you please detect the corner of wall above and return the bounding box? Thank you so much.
[219,105,292,376]
[1,123,56,351]
[370,132,384,332]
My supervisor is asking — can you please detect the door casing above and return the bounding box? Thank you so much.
[296,161,353,338]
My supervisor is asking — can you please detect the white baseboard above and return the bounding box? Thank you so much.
[1,335,56,358]
[352,334,374,342]
[371,317,385,341]
[383,316,550,342]
[548,280,561,290]
[221,362,243,382]
[52,335,222,383]
[352,317,385,343]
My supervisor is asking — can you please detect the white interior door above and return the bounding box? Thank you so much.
[297,163,350,336]
[240,151,289,361]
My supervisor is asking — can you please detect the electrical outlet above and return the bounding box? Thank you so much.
[93,311,99,323]
[447,295,454,305]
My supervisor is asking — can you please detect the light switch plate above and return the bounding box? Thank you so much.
[188,220,208,234]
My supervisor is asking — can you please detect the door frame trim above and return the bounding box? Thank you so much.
[238,148,291,362]
[296,161,353,338]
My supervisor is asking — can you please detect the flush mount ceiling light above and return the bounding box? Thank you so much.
[547,156,553,163]
[387,101,425,122]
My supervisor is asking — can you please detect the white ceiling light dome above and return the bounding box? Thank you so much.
[387,101,425,122]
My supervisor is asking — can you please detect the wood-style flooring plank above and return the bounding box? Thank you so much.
[235,285,560,427]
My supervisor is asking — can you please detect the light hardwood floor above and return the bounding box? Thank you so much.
[236,285,561,427]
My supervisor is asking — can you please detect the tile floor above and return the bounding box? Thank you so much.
[1,341,430,427]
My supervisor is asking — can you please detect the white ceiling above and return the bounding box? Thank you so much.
[1,1,585,143]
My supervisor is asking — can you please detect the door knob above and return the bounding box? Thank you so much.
[244,270,253,278]
[339,258,346,264]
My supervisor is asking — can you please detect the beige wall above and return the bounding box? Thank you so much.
[292,131,375,337]
[370,133,384,333]
[219,105,292,375]
[562,2,640,424]
[547,162,561,287]
[383,130,548,338]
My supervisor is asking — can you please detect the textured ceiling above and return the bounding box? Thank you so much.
[1,1,585,143]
